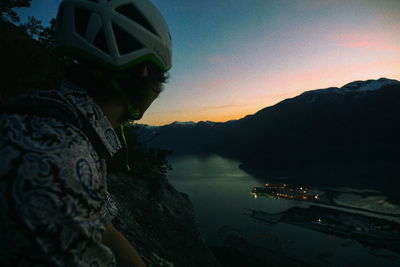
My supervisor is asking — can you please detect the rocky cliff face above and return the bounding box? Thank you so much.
[107,172,221,267]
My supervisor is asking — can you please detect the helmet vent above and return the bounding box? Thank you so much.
[75,7,92,39]
[112,23,144,55]
[115,4,159,37]
[93,27,110,54]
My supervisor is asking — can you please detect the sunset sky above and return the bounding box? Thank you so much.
[17,0,400,126]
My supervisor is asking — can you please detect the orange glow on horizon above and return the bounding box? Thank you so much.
[141,67,400,126]
[140,91,302,126]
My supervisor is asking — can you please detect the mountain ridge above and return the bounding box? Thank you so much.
[140,78,400,154]
[143,77,399,129]
[136,77,400,200]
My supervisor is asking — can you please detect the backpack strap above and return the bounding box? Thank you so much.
[0,99,111,160]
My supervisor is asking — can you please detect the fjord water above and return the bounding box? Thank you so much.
[167,154,400,267]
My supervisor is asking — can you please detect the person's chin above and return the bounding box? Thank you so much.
[120,110,143,124]
[135,113,144,120]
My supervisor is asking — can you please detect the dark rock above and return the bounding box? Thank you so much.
[107,172,221,267]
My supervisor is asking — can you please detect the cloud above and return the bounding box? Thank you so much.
[333,33,400,51]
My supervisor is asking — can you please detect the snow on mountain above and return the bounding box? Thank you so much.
[166,121,221,127]
[202,121,218,126]
[169,121,196,127]
[140,121,220,129]
[340,78,399,92]
[139,124,160,130]
[301,78,399,98]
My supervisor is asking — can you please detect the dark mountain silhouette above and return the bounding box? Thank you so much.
[216,79,400,160]
[139,78,400,200]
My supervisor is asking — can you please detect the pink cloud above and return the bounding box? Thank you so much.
[333,33,400,51]
[278,59,400,90]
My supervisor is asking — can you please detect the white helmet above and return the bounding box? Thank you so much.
[56,0,172,71]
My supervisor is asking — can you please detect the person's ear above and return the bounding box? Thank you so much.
[142,65,149,77]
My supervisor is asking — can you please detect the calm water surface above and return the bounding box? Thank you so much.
[167,154,400,267]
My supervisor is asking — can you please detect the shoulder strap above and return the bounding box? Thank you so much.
[0,99,111,160]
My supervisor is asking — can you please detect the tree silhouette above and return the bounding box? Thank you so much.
[21,16,43,39]
[38,18,56,49]
[0,0,31,23]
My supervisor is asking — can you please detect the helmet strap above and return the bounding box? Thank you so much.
[120,123,133,174]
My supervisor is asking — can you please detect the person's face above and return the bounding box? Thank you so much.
[144,83,161,111]
[118,64,165,121]
[135,81,162,119]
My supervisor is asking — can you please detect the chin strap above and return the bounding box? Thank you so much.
[120,123,132,174]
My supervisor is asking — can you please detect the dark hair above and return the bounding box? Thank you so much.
[63,60,168,103]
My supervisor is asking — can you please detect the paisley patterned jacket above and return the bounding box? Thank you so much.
[0,81,122,266]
